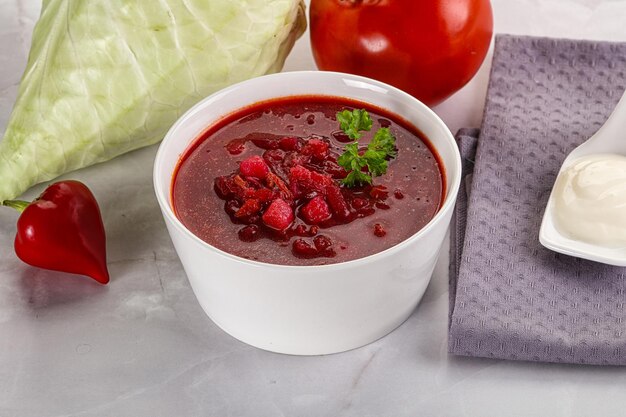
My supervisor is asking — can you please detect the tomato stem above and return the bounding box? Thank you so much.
[2,200,30,213]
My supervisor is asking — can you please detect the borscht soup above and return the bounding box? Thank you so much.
[172,96,445,266]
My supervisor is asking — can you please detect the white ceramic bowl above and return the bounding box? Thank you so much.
[153,71,461,355]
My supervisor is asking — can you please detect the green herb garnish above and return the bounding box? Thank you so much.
[336,109,397,187]
[336,109,373,140]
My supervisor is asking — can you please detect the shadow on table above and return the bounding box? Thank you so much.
[446,350,626,376]
[19,267,107,311]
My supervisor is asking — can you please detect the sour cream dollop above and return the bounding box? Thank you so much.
[553,153,626,248]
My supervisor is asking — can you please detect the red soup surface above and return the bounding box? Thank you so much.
[172,96,445,266]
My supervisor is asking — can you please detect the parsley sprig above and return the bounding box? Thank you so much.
[336,109,397,187]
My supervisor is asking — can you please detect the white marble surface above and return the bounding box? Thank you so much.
[2,1,626,416]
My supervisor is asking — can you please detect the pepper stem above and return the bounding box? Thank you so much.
[2,200,30,213]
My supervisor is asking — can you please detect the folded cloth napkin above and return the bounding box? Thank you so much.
[449,35,626,365]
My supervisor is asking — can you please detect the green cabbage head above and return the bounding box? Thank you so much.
[0,0,306,203]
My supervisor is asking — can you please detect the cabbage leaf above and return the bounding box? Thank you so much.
[0,0,306,202]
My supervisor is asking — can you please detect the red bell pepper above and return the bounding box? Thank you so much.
[2,180,109,284]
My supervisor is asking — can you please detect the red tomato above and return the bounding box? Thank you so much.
[309,0,493,106]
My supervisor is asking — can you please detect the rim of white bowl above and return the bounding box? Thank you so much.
[153,70,462,271]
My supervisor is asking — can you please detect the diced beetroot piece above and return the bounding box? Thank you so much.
[289,167,311,197]
[235,198,261,218]
[252,188,276,203]
[300,235,336,258]
[294,224,308,236]
[302,138,330,160]
[238,225,260,242]
[352,198,368,209]
[225,139,246,155]
[284,152,311,168]
[301,196,332,224]
[374,223,386,237]
[279,136,301,151]
[325,185,351,221]
[231,175,255,199]
[214,176,235,198]
[289,165,311,182]
[322,159,348,179]
[289,181,302,200]
[310,171,333,188]
[378,118,392,128]
[356,207,376,218]
[263,149,285,163]
[332,130,353,143]
[251,137,280,150]
[240,155,270,179]
[394,189,405,199]
[376,202,390,210]
[313,235,333,251]
[292,238,319,258]
[224,200,240,217]
[289,166,333,195]
[370,185,389,200]
[246,215,260,225]
[262,198,294,230]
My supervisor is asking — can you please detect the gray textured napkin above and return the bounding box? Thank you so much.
[449,35,626,365]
